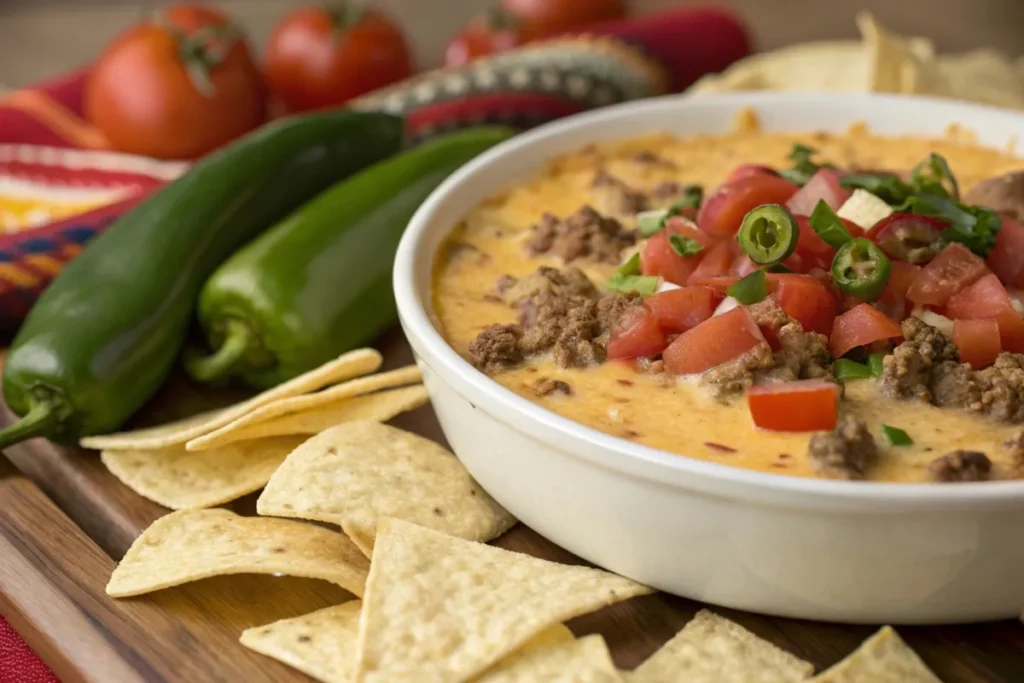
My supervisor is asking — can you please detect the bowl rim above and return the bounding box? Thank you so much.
[394,91,1024,509]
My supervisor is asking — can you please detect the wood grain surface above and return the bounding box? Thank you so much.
[2,329,1024,682]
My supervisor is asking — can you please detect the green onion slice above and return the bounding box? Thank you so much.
[637,210,668,237]
[726,269,768,305]
[737,204,799,266]
[831,238,892,301]
[868,352,887,377]
[669,234,704,257]
[911,153,960,200]
[833,358,872,381]
[676,185,704,210]
[839,173,912,204]
[895,194,1001,257]
[606,253,660,295]
[809,200,854,250]
[881,424,913,446]
[615,253,641,277]
[779,143,836,186]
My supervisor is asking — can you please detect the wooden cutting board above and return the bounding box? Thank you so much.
[1,329,1023,683]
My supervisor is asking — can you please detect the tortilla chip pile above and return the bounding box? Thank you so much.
[690,12,1024,110]
[88,349,946,681]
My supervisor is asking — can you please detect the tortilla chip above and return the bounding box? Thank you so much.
[688,42,870,95]
[476,634,621,683]
[256,421,516,557]
[101,435,308,510]
[184,365,422,451]
[80,348,383,450]
[810,627,940,682]
[938,49,1024,109]
[106,509,369,598]
[354,518,652,683]
[240,603,574,683]
[240,601,363,683]
[186,384,429,451]
[858,13,946,97]
[628,610,813,682]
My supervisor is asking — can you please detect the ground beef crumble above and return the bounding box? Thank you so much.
[929,450,992,482]
[468,324,523,373]
[531,377,573,396]
[700,342,775,400]
[589,171,649,216]
[526,206,636,264]
[881,318,1024,423]
[807,416,878,480]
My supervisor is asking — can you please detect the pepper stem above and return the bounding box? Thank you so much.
[0,399,61,449]
[185,319,253,383]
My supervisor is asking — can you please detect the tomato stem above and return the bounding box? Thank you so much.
[174,23,243,97]
[327,0,367,37]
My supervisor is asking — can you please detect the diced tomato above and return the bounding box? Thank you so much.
[641,217,715,286]
[987,217,1024,290]
[686,241,735,284]
[790,215,836,272]
[748,380,840,432]
[646,286,722,335]
[867,213,948,262]
[774,274,838,336]
[730,255,760,277]
[662,307,765,375]
[906,242,990,307]
[874,261,921,322]
[697,174,798,237]
[829,303,903,357]
[946,273,1024,353]
[785,168,852,216]
[953,318,1001,369]
[724,163,778,184]
[606,306,667,360]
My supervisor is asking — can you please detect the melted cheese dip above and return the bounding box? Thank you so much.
[432,123,1024,482]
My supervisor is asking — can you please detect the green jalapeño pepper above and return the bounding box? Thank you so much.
[0,110,404,448]
[186,126,516,389]
[737,204,798,266]
[831,238,892,301]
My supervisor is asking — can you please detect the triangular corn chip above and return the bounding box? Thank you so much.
[476,634,621,683]
[107,509,369,598]
[628,609,813,682]
[810,627,941,682]
[81,348,383,450]
[354,518,652,683]
[256,421,515,557]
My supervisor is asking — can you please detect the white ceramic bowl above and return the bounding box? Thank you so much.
[394,92,1024,625]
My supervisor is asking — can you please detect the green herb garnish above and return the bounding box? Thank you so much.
[839,173,913,204]
[676,185,704,211]
[779,143,836,186]
[868,352,886,377]
[911,153,959,200]
[726,269,767,305]
[636,210,669,237]
[636,190,703,237]
[833,358,872,381]
[669,234,704,257]
[881,424,913,446]
[809,200,854,250]
[895,194,1001,256]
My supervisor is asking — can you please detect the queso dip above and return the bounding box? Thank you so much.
[433,116,1024,483]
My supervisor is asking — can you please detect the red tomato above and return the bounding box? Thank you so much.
[946,273,1024,352]
[662,307,764,374]
[264,4,413,112]
[954,318,1002,369]
[641,218,715,286]
[874,261,921,322]
[785,169,851,216]
[606,306,666,360]
[697,175,798,238]
[725,164,778,184]
[444,10,524,66]
[84,3,265,159]
[774,274,838,336]
[829,303,903,357]
[906,243,990,307]
[686,242,735,284]
[788,215,836,272]
[500,0,626,39]
[646,287,722,334]
[986,217,1024,290]
[867,213,948,262]
[748,380,840,432]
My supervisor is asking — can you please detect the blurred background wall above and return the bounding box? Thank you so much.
[1,0,1022,87]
